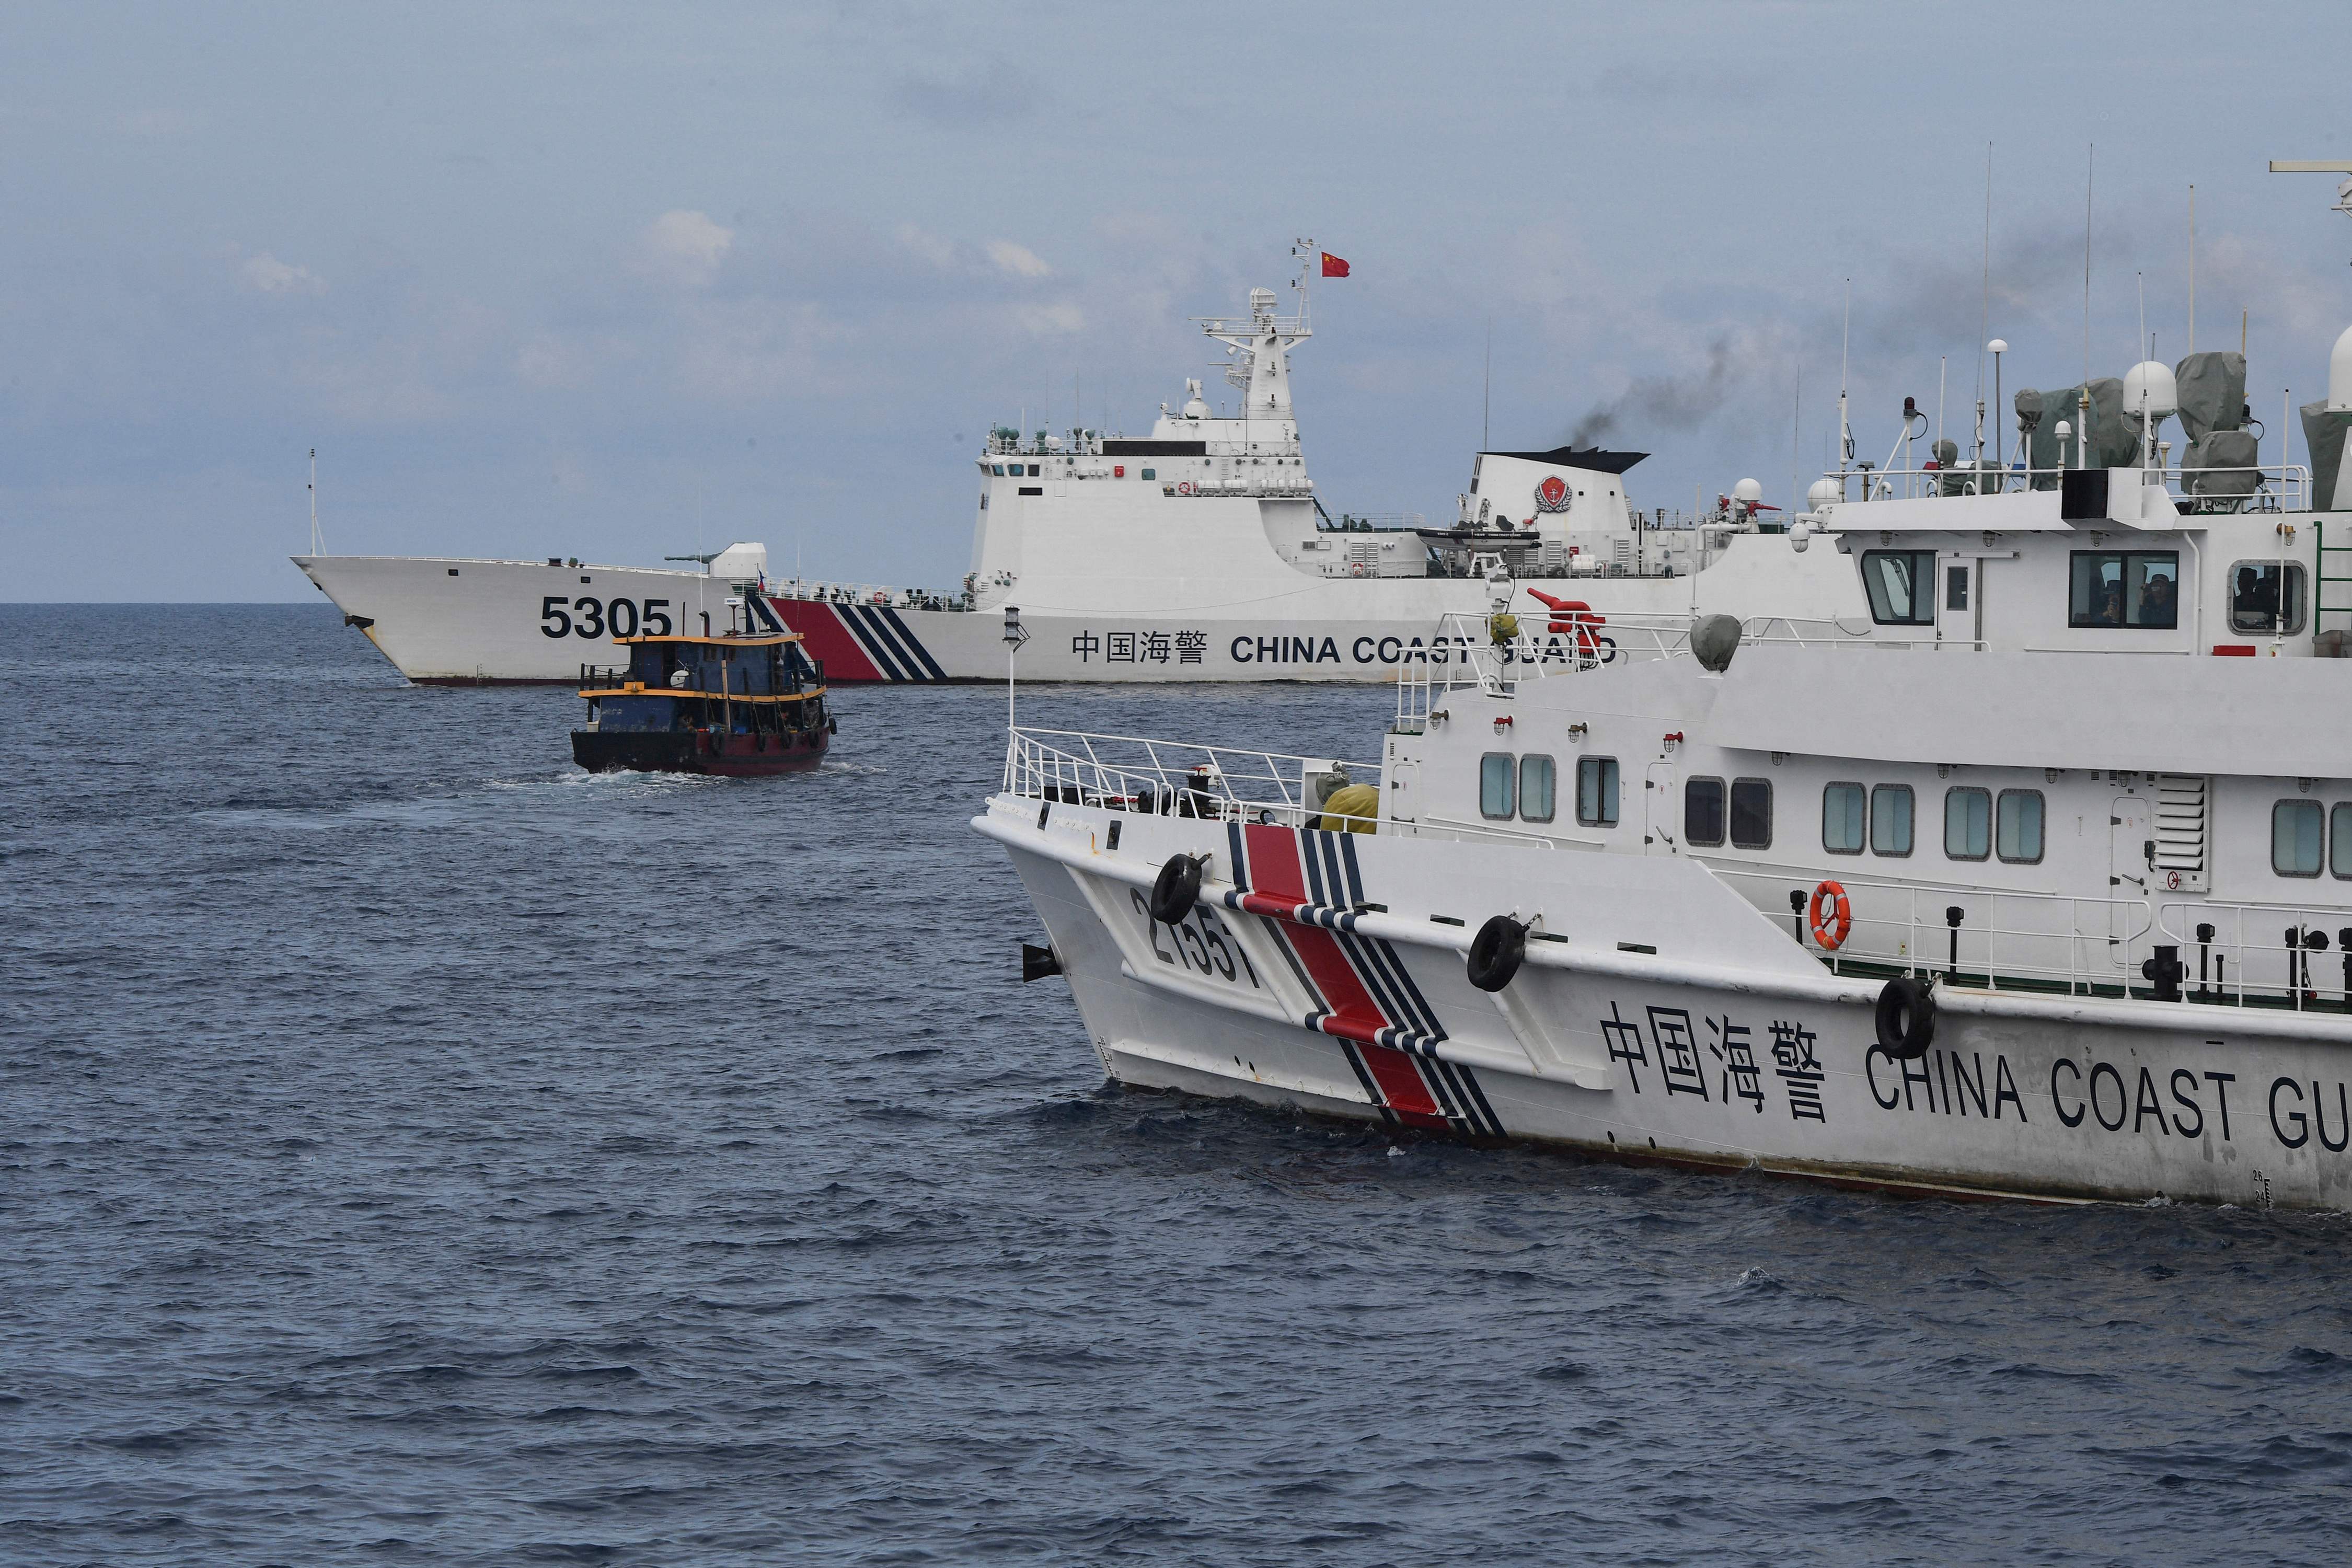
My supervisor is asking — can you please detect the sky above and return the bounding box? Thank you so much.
[5,0,2350,601]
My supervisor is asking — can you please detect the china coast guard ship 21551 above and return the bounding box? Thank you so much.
[979,296,2352,1211]
[294,255,1862,684]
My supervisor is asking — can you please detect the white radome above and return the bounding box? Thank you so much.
[1806,477,1842,511]
[2123,360,2179,420]
[1732,477,1763,504]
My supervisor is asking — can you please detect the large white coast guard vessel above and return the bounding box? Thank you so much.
[295,261,1864,684]
[980,302,2352,1210]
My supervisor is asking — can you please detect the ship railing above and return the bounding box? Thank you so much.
[1820,460,2312,511]
[1004,726,1380,830]
[1712,866,2160,997]
[764,578,966,612]
[580,663,631,686]
[2156,901,2352,1010]
[1321,512,1428,532]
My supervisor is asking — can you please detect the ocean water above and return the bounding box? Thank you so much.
[4,603,2350,1566]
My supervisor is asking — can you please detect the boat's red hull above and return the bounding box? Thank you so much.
[571,729,830,776]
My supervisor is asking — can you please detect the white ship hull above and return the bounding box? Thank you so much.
[980,795,2351,1212]
[296,533,1861,685]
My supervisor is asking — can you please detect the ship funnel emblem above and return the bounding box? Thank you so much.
[1534,475,1572,513]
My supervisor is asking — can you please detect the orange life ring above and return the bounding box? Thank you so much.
[1808,880,1852,950]
[1349,562,1366,578]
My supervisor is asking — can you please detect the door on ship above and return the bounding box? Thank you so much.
[1939,557,1979,648]
[1644,762,1678,855]
[2109,794,2153,969]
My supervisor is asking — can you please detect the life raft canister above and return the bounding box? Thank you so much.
[1808,880,1852,950]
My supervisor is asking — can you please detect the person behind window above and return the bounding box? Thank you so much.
[2097,582,2124,627]
[2137,572,2176,627]
[2234,566,2276,630]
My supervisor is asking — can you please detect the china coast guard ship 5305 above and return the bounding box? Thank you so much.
[978,289,2352,1211]
[294,253,1863,685]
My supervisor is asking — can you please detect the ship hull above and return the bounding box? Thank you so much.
[297,537,1859,685]
[980,794,2352,1213]
[572,728,829,776]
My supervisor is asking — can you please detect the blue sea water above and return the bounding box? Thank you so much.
[4,603,2350,1566]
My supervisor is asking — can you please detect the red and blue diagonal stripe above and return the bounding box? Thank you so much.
[1220,822,1505,1138]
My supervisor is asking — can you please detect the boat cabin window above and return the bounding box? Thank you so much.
[1871,785,1915,857]
[1685,777,1726,846]
[2275,799,2324,877]
[2334,804,2352,878]
[1945,566,1969,611]
[2068,551,2179,629]
[1480,753,1516,819]
[2228,562,2306,635]
[1945,787,1991,860]
[1519,755,1556,823]
[1576,757,1619,826]
[1996,789,2046,863]
[1730,779,1773,850]
[1822,782,1864,854]
[1861,550,1938,626]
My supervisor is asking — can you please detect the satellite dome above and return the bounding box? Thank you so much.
[2331,323,2352,412]
[2123,360,2179,419]
[1806,477,1842,511]
[1732,478,1763,504]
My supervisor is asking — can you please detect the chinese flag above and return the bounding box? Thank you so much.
[1321,252,1350,278]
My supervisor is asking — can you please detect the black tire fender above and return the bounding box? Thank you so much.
[1874,976,1936,1060]
[1467,915,1528,993]
[1148,854,1203,926]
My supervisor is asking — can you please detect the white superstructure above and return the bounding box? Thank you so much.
[295,258,1864,684]
[978,308,2352,1209]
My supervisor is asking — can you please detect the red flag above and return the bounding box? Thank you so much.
[1321,252,1350,278]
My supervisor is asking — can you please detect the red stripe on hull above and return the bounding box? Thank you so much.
[763,598,885,682]
[1240,824,1442,1121]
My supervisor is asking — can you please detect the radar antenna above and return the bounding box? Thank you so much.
[2269,160,2352,262]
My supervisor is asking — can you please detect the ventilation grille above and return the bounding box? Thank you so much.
[2152,775,2209,891]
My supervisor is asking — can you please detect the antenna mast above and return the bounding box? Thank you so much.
[1975,143,1991,469]
[1837,279,1853,488]
[2079,144,2094,470]
[308,448,321,556]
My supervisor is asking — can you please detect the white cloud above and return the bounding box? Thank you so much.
[635,209,734,288]
[1015,302,1085,336]
[240,251,326,295]
[986,239,1051,279]
[897,224,958,269]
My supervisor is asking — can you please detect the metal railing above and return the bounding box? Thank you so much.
[1322,512,1429,532]
[1820,460,2312,510]
[2158,901,2352,1010]
[1714,866,2151,995]
[1004,727,1382,829]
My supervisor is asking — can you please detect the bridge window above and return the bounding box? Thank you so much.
[1945,787,1990,860]
[2068,551,2179,629]
[1860,550,1938,626]
[2227,561,2305,635]
[2334,804,2352,878]
[1519,755,1555,823]
[1480,753,1516,819]
[1685,777,1726,846]
[1822,781,1864,854]
[1871,784,1915,856]
[2275,799,2323,877]
[1730,778,1773,849]
[1996,789,2045,863]
[1576,756,1619,826]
